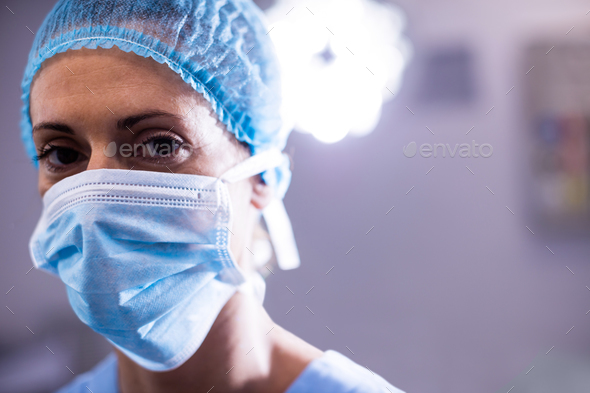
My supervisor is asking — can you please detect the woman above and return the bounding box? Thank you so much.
[21,1,404,392]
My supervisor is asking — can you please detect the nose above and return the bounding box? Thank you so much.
[86,141,129,170]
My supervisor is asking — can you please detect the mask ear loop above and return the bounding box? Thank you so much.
[219,149,301,270]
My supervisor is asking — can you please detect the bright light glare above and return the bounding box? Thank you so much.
[265,0,411,144]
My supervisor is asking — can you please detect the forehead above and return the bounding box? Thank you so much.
[30,46,208,123]
[33,46,192,91]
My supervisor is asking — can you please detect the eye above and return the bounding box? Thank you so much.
[138,133,187,159]
[35,143,83,170]
[49,147,79,165]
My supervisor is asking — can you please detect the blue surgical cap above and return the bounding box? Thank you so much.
[20,0,291,199]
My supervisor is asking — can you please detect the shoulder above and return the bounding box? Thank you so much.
[54,353,119,393]
[285,350,405,393]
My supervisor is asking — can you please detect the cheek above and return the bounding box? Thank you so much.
[227,181,253,267]
[227,180,253,228]
[38,172,51,198]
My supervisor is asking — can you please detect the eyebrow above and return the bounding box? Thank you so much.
[32,121,75,135]
[32,110,185,135]
[117,110,185,131]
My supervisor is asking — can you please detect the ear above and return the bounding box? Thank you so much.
[250,175,273,210]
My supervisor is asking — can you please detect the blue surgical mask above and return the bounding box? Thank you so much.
[28,149,298,371]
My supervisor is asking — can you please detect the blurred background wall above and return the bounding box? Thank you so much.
[1,0,590,392]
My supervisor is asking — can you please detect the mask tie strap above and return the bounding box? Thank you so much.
[219,149,300,270]
[219,149,285,183]
[260,199,300,270]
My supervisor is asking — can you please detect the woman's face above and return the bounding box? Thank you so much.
[30,46,251,192]
[30,46,270,266]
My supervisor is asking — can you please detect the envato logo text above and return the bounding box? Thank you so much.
[103,141,193,158]
[403,141,493,158]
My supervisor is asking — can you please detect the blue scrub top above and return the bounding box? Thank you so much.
[56,350,405,393]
